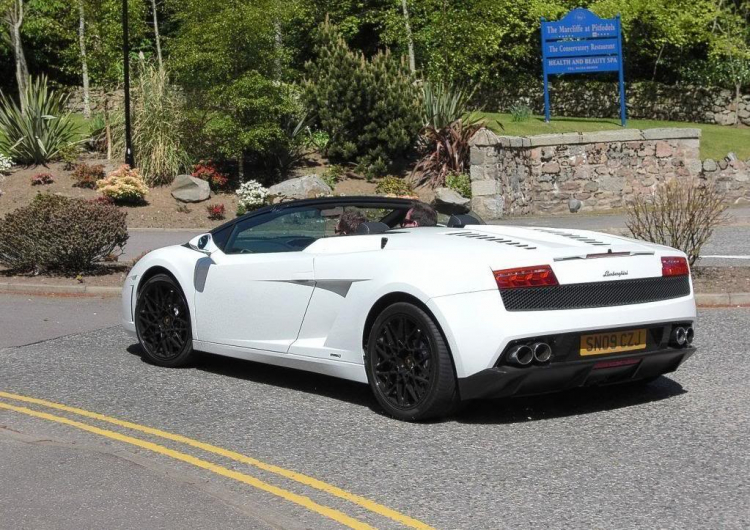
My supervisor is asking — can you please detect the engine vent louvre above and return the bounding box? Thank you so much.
[446,231,536,250]
[532,228,610,246]
[500,276,691,311]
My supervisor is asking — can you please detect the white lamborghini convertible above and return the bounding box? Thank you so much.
[122,197,697,421]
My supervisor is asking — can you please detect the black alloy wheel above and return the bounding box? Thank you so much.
[366,302,458,421]
[135,273,195,367]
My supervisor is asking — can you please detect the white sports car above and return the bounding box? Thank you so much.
[122,196,696,421]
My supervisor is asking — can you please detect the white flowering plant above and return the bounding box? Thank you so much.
[236,180,268,210]
[0,153,13,174]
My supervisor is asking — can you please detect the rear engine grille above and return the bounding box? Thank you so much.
[500,276,691,311]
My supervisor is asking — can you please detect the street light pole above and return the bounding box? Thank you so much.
[122,0,135,167]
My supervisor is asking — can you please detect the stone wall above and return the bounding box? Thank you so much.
[477,80,750,126]
[469,128,750,219]
[65,87,123,115]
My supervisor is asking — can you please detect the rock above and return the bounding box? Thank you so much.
[471,195,504,220]
[432,187,471,215]
[267,175,332,203]
[655,141,672,158]
[702,159,717,172]
[171,175,211,203]
[541,162,561,174]
[568,198,582,213]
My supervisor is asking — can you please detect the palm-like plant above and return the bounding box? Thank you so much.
[0,76,79,165]
[412,80,487,188]
[421,80,475,130]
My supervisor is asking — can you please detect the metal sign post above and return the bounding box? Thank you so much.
[541,8,626,126]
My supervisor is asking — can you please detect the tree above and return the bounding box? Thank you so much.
[150,0,162,70]
[709,0,750,125]
[168,0,299,180]
[400,0,415,73]
[2,0,29,105]
[305,19,422,176]
[77,0,90,118]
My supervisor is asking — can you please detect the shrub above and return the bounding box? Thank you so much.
[305,20,422,177]
[96,165,149,204]
[72,163,107,189]
[375,176,414,197]
[0,76,79,165]
[510,104,532,122]
[206,203,226,220]
[88,196,115,206]
[236,180,268,210]
[411,117,483,188]
[31,173,55,186]
[0,194,128,273]
[0,153,13,174]
[422,81,476,130]
[192,160,229,190]
[236,203,247,217]
[306,128,330,153]
[626,178,728,266]
[321,164,345,189]
[112,61,190,185]
[57,143,80,171]
[446,172,472,198]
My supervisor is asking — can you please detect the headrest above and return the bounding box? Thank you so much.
[356,221,390,235]
[447,214,482,228]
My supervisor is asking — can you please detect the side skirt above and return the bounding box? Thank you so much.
[192,340,369,384]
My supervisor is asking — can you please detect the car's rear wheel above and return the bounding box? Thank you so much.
[365,302,458,421]
[135,273,195,367]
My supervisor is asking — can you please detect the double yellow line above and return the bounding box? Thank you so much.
[0,391,433,530]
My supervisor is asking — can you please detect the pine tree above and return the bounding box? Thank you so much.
[305,19,421,177]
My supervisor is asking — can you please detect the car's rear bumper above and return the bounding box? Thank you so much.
[457,346,695,401]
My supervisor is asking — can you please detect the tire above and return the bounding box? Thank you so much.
[135,273,196,368]
[365,302,458,421]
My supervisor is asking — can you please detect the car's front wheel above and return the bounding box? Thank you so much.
[135,273,195,367]
[365,302,458,421]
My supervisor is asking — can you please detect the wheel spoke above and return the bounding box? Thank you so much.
[372,313,433,410]
[137,281,189,361]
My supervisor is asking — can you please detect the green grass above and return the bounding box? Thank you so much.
[480,113,750,161]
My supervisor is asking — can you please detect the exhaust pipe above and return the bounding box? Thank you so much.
[507,345,533,366]
[686,326,694,345]
[670,326,687,347]
[531,342,552,363]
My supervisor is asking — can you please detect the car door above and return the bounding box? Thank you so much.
[194,207,328,353]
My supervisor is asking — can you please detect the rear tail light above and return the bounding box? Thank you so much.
[493,265,558,289]
[661,256,689,277]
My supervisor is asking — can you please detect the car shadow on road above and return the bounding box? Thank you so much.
[455,377,687,425]
[126,344,379,411]
[127,344,686,424]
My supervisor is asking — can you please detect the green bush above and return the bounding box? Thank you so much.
[510,104,532,122]
[0,194,128,273]
[375,176,414,197]
[305,20,422,177]
[446,172,472,198]
[321,164,345,189]
[0,76,79,165]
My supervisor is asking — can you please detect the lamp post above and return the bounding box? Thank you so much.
[122,0,135,167]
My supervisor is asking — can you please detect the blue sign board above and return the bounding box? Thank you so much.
[541,8,626,126]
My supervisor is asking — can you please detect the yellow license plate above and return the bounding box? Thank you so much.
[579,329,647,356]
